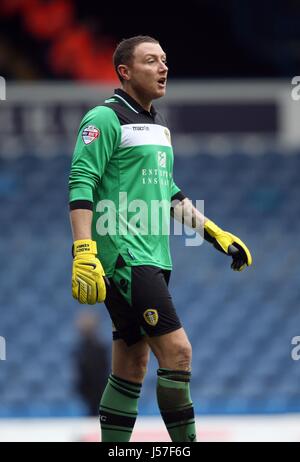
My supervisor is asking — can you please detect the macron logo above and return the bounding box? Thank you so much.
[132,126,150,131]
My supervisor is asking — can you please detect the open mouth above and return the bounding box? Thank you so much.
[158,78,166,86]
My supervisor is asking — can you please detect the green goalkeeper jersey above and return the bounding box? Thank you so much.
[69,89,182,276]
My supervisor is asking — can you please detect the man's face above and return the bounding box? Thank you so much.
[124,42,168,100]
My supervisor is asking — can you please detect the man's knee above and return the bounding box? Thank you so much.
[113,348,150,383]
[172,341,192,370]
[130,353,149,380]
[150,332,192,370]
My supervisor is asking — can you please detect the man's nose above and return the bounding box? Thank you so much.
[159,62,168,72]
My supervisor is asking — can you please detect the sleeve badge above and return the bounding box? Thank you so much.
[82,125,100,145]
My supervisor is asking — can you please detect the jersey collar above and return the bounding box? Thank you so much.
[114,88,157,118]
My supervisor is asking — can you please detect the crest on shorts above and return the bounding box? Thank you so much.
[82,125,100,144]
[143,309,159,326]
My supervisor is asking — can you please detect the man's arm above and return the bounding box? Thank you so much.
[171,197,207,230]
[70,209,93,241]
[171,197,252,271]
[69,106,120,304]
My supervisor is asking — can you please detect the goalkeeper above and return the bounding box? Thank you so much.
[69,35,252,443]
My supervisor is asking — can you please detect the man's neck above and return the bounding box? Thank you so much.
[121,85,152,113]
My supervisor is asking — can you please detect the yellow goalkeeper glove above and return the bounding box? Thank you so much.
[72,239,106,304]
[204,220,252,271]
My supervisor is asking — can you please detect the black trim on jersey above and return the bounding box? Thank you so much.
[170,191,186,218]
[114,88,157,117]
[103,88,167,127]
[171,191,186,202]
[69,200,93,211]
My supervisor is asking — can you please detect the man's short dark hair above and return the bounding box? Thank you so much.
[113,35,159,82]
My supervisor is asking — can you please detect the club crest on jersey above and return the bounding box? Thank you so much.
[82,125,100,144]
[158,151,166,168]
[143,309,159,326]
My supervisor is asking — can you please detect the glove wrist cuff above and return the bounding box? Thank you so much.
[73,239,97,256]
[204,220,223,238]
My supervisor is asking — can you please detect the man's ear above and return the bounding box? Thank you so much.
[117,64,130,81]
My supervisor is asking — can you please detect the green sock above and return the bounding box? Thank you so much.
[157,368,197,442]
[99,374,142,442]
